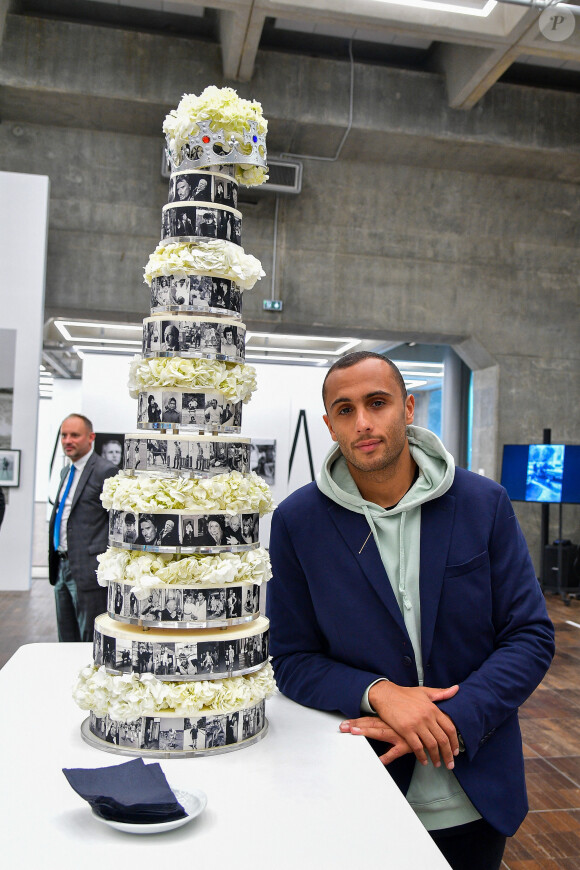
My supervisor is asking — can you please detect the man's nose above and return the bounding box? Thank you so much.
[355,408,371,431]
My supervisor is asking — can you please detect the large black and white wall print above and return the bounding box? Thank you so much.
[94,433,125,469]
[250,440,276,485]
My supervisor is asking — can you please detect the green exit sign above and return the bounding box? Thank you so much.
[263,299,283,311]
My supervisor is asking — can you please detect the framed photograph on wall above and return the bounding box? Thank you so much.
[0,449,21,487]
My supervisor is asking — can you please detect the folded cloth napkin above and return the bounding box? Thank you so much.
[63,758,186,823]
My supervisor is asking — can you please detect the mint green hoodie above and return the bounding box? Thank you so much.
[317,424,480,832]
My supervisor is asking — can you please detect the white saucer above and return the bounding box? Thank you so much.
[91,788,207,835]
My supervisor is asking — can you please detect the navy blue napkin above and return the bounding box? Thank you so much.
[63,758,186,823]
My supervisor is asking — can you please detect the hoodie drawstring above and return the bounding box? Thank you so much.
[362,504,412,611]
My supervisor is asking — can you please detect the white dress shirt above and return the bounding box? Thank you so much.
[56,448,93,552]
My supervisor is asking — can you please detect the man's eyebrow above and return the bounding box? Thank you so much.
[329,390,394,409]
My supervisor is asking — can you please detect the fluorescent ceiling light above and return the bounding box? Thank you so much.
[73,345,139,359]
[246,333,359,355]
[246,345,343,356]
[391,361,444,370]
[62,336,141,346]
[398,369,443,379]
[404,379,429,389]
[368,0,496,16]
[245,353,329,364]
[55,320,141,342]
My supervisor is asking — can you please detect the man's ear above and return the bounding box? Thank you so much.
[405,394,415,425]
[323,414,338,442]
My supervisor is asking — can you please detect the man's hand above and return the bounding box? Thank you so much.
[340,716,413,765]
[367,681,460,769]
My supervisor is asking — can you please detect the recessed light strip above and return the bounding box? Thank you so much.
[246,333,359,355]
[245,353,329,365]
[55,320,142,342]
[369,0,497,16]
[72,345,139,359]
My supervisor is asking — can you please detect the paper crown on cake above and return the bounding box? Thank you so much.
[166,120,267,173]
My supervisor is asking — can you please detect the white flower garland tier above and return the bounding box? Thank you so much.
[97,547,272,595]
[128,357,257,403]
[144,240,265,291]
[101,470,274,516]
[74,661,276,721]
[163,87,268,186]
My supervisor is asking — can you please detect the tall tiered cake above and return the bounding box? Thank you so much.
[74,87,276,757]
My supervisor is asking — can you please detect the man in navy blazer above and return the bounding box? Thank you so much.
[49,414,117,642]
[267,352,554,870]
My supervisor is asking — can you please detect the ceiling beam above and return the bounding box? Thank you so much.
[434,42,519,109]
[433,5,577,109]
[219,1,268,81]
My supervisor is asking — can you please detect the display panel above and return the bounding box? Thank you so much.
[501,444,580,504]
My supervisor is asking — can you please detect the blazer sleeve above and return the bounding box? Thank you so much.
[437,487,555,760]
[267,505,387,720]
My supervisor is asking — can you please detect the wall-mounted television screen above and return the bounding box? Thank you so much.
[501,444,580,504]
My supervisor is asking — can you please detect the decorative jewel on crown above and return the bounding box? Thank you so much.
[166,120,267,173]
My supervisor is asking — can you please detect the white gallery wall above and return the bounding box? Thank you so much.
[0,171,49,590]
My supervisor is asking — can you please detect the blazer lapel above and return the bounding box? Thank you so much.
[326,502,409,639]
[71,452,96,511]
[419,493,455,668]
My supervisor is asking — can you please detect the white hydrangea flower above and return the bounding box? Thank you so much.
[127,357,257,404]
[143,240,265,291]
[73,662,275,720]
[97,547,272,594]
[101,471,274,515]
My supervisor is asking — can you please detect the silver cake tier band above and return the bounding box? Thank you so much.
[151,305,242,321]
[137,422,242,435]
[122,468,251,481]
[142,350,245,364]
[109,541,260,555]
[109,612,259,631]
[82,699,268,758]
[81,717,269,759]
[100,657,266,682]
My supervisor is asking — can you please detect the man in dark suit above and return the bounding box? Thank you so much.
[49,413,117,642]
[267,352,554,870]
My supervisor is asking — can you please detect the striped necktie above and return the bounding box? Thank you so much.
[53,465,76,551]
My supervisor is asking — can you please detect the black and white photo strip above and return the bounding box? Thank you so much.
[137,390,242,431]
[151,275,242,318]
[142,317,245,362]
[94,621,268,676]
[168,171,238,210]
[109,509,260,551]
[105,582,261,627]
[89,699,266,751]
[94,433,125,469]
[124,437,250,477]
[161,204,242,245]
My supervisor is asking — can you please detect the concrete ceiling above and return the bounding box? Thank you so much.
[8,0,580,108]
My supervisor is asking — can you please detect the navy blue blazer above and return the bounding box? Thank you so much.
[267,467,555,837]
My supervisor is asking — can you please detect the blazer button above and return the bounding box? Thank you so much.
[403,655,413,667]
